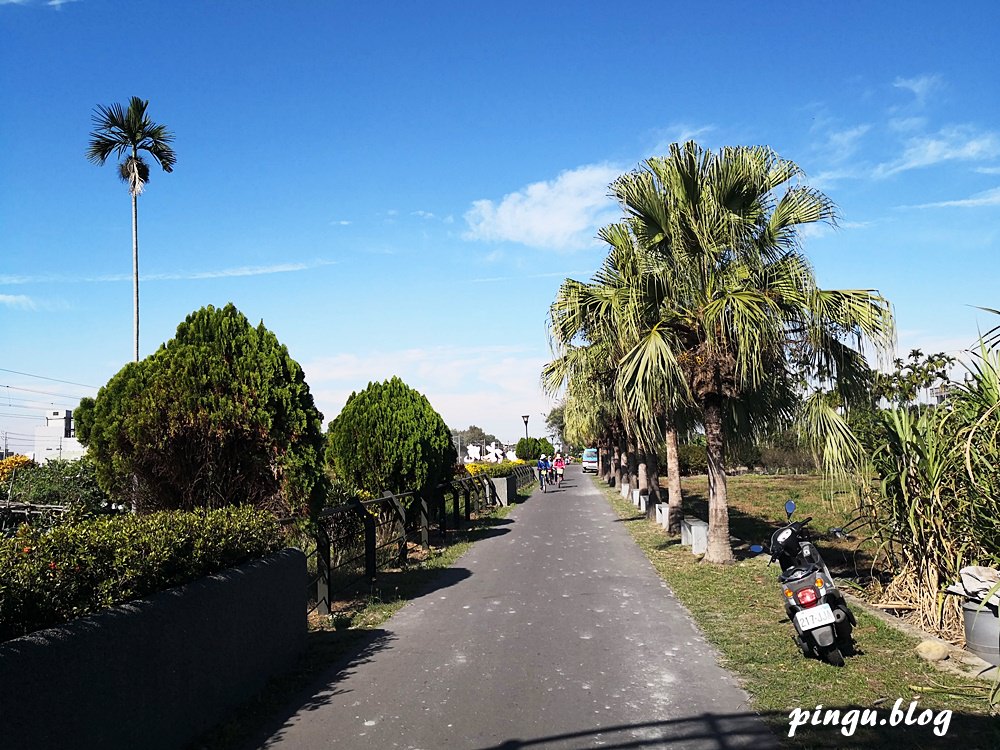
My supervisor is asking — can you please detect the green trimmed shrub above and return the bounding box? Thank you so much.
[0,506,282,642]
[75,304,327,519]
[515,437,554,460]
[325,376,456,498]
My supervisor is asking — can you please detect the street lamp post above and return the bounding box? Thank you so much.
[522,414,529,440]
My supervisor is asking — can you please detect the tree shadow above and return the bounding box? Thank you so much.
[467,706,998,749]
[193,567,479,750]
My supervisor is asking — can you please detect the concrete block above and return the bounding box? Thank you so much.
[656,504,673,530]
[638,495,647,513]
[681,517,709,555]
[489,475,517,506]
[620,482,630,498]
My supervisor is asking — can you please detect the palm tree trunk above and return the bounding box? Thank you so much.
[611,443,621,487]
[644,447,660,520]
[598,442,609,481]
[637,449,648,494]
[131,192,139,362]
[703,394,734,564]
[665,426,683,535]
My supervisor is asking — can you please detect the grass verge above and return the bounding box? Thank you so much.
[190,496,522,750]
[595,476,1000,749]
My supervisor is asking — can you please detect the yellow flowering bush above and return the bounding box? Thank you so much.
[463,460,526,478]
[0,455,34,483]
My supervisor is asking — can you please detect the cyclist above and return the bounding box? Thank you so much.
[553,453,566,487]
[537,453,551,492]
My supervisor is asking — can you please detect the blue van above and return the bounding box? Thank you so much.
[582,447,599,473]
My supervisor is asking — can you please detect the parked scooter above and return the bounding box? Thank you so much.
[750,501,856,666]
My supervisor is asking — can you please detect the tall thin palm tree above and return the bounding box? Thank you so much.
[87,97,176,362]
[614,142,895,563]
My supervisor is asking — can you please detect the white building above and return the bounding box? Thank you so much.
[33,410,86,463]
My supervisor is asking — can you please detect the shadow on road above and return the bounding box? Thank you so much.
[473,713,777,749]
[238,627,397,749]
[470,707,994,749]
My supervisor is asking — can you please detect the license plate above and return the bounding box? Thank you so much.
[795,603,835,631]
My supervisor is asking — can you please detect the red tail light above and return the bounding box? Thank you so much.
[795,587,819,608]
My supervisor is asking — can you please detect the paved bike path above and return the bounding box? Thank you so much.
[249,467,777,749]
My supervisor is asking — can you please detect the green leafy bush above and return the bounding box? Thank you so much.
[515,437,554,460]
[0,506,282,642]
[75,304,327,519]
[8,457,112,522]
[326,376,456,498]
[676,444,708,475]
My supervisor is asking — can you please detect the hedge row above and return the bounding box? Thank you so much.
[0,507,283,642]
[463,460,526,479]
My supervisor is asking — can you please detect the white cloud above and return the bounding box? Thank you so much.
[824,125,871,163]
[807,168,865,189]
[902,186,1000,209]
[148,261,337,280]
[797,224,834,242]
[0,294,36,310]
[463,164,622,251]
[888,116,927,133]
[411,210,436,219]
[0,260,336,284]
[302,345,555,442]
[471,270,592,283]
[873,126,1000,177]
[650,123,716,155]
[893,74,943,106]
[975,166,1000,175]
[330,219,351,226]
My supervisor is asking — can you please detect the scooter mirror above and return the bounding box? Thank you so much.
[784,500,796,518]
[748,544,765,554]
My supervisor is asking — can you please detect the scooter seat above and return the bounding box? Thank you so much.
[779,565,818,584]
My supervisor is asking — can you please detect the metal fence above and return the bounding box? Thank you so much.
[299,466,537,615]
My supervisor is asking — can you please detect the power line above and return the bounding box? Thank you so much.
[1,384,87,401]
[0,368,98,389]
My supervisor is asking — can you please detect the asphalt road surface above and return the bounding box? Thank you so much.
[247,466,777,749]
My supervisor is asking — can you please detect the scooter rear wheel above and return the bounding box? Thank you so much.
[822,647,845,667]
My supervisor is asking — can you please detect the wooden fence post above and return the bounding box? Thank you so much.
[417,490,429,550]
[349,497,377,587]
[315,524,331,616]
[383,490,407,568]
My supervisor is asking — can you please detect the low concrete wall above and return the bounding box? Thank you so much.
[0,548,306,750]
[489,474,517,506]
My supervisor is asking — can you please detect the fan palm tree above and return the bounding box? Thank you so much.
[545,221,688,509]
[87,97,176,362]
[613,142,895,563]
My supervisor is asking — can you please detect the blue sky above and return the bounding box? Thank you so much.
[2,1,999,452]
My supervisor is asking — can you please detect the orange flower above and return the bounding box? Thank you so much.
[22,546,31,554]
[49,561,57,570]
